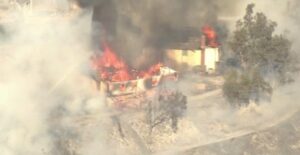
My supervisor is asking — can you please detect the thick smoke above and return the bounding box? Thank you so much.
[0,4,114,155]
[78,0,243,69]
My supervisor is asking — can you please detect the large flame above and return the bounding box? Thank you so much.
[202,25,219,47]
[92,43,162,82]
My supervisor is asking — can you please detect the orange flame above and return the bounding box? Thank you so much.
[202,25,219,47]
[92,43,162,82]
[138,63,163,78]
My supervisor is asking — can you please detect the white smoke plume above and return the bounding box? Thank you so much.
[0,3,114,155]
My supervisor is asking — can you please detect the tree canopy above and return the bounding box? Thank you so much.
[223,4,298,106]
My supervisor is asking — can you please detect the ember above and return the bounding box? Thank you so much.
[92,43,163,82]
[202,25,219,47]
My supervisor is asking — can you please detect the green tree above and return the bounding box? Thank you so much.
[223,4,298,105]
[223,69,272,106]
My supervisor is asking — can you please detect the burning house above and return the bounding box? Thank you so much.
[87,1,221,99]
[91,25,220,97]
[92,43,178,97]
[165,25,220,73]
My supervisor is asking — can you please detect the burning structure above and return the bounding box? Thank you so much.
[91,25,221,97]
[86,1,222,99]
[92,43,178,96]
[165,25,220,73]
[90,25,221,98]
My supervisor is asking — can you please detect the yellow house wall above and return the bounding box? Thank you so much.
[165,48,219,72]
[204,48,219,72]
[166,49,202,67]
